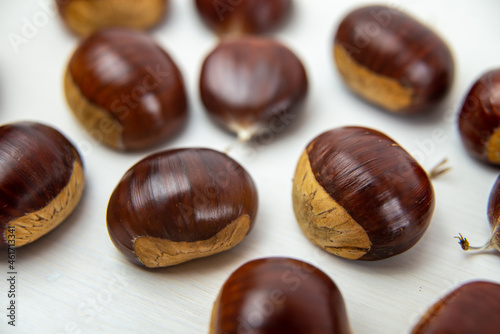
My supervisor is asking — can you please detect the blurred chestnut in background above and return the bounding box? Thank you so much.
[333,5,454,114]
[106,148,258,268]
[458,69,500,165]
[200,37,308,142]
[292,126,435,260]
[195,0,292,36]
[412,281,500,334]
[64,28,188,151]
[57,0,168,37]
[210,257,352,334]
[0,122,84,248]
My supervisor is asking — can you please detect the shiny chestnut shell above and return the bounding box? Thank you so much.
[106,148,258,268]
[57,0,168,37]
[0,122,84,248]
[200,37,308,141]
[333,5,454,114]
[292,126,435,260]
[412,281,500,334]
[65,28,188,151]
[210,257,351,334]
[195,0,292,35]
[458,69,500,165]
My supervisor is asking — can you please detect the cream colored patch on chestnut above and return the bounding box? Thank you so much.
[6,161,85,247]
[64,69,124,150]
[292,151,371,260]
[133,215,251,268]
[63,0,166,37]
[334,44,413,112]
[487,128,500,164]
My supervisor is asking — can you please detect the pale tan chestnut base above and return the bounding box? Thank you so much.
[5,162,85,247]
[62,0,167,37]
[209,292,221,334]
[487,128,500,164]
[333,44,413,112]
[292,151,371,260]
[133,215,251,268]
[64,69,124,150]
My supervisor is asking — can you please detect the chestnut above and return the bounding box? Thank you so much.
[456,174,500,253]
[210,257,351,334]
[57,0,168,37]
[106,148,258,268]
[195,0,292,36]
[64,28,188,151]
[411,281,500,334]
[458,69,500,165]
[333,5,454,114]
[0,122,85,248]
[200,37,308,142]
[292,126,435,260]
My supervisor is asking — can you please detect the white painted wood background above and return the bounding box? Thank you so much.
[1,0,500,333]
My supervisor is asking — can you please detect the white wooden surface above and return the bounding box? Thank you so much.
[1,1,500,333]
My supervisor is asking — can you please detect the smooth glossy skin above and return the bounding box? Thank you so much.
[57,0,168,37]
[458,69,500,165]
[195,0,292,35]
[334,5,454,114]
[412,281,500,334]
[200,37,308,141]
[66,28,187,150]
[211,257,351,334]
[305,127,434,260]
[486,175,500,250]
[0,122,84,247]
[107,148,258,266]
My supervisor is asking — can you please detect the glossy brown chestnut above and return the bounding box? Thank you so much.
[64,28,188,151]
[210,257,351,334]
[458,69,500,165]
[333,5,454,114]
[292,126,435,260]
[0,122,84,248]
[456,174,500,253]
[195,0,292,36]
[57,0,168,37]
[200,37,308,141]
[106,148,258,268]
[412,281,500,334]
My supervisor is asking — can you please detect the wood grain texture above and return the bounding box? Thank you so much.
[57,0,168,37]
[211,257,351,334]
[200,37,308,140]
[195,0,292,35]
[106,148,258,267]
[0,122,84,247]
[303,126,435,260]
[411,281,500,334]
[458,69,500,165]
[66,28,188,150]
[334,5,454,114]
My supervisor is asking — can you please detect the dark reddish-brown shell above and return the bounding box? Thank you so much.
[200,37,308,140]
[211,257,351,334]
[458,69,500,165]
[195,0,292,35]
[412,281,500,334]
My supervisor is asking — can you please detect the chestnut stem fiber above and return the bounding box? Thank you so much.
[411,281,500,334]
[334,5,454,114]
[0,122,85,248]
[210,257,352,334]
[200,37,308,142]
[458,69,500,165]
[106,148,258,268]
[292,126,435,260]
[195,0,292,36]
[57,0,168,37]
[65,28,188,151]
